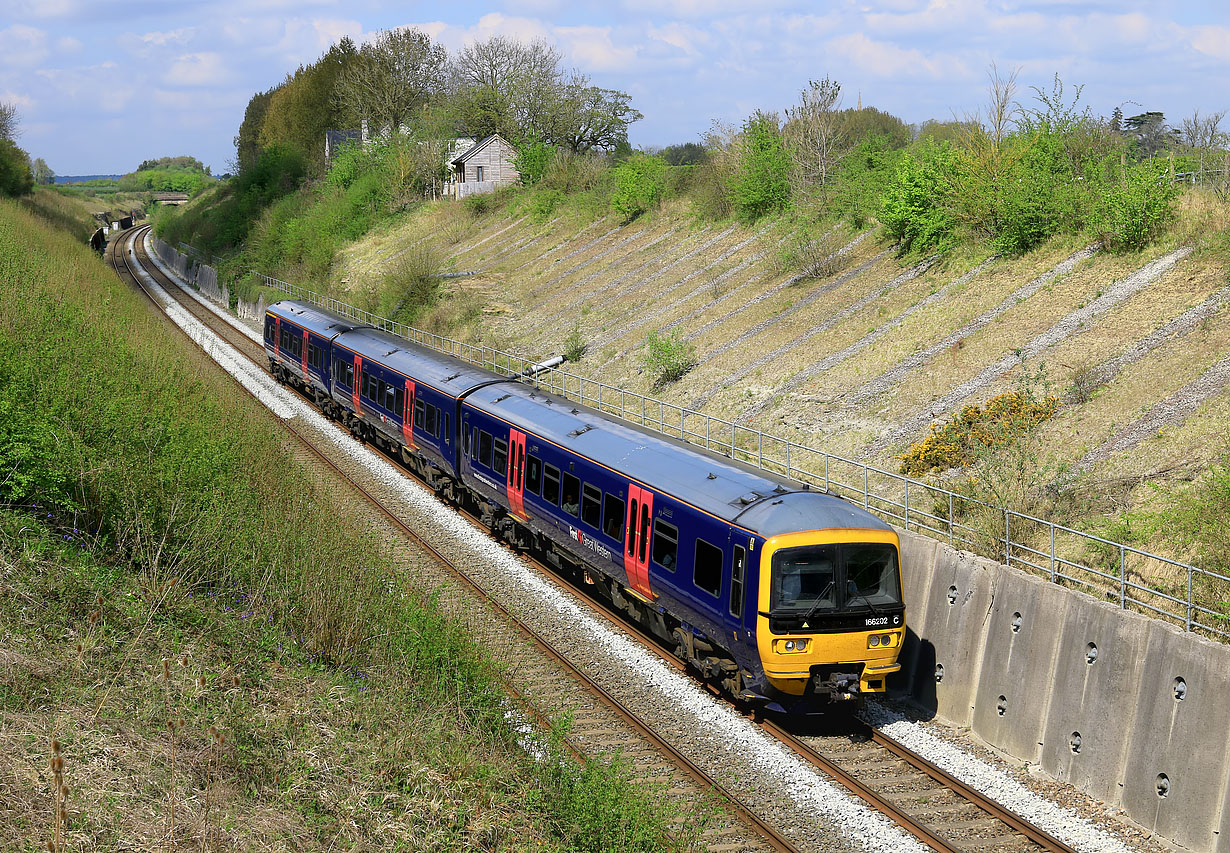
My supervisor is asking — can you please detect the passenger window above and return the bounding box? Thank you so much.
[463,425,471,456]
[639,503,650,563]
[561,473,580,516]
[652,520,678,571]
[334,359,348,389]
[493,438,508,478]
[479,431,492,468]
[543,464,561,505]
[730,545,746,619]
[526,455,542,495]
[426,404,437,437]
[603,493,625,541]
[395,388,405,420]
[694,539,723,598]
[414,399,425,429]
[359,371,369,400]
[443,413,449,441]
[581,484,601,529]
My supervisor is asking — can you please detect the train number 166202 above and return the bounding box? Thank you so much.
[865,616,889,627]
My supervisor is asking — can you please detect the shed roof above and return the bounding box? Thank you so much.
[452,133,514,165]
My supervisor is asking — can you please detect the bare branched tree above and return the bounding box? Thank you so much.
[0,101,18,141]
[1180,109,1228,151]
[783,77,845,187]
[333,28,448,134]
[451,36,565,141]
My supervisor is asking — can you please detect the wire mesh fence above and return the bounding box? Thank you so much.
[250,271,1229,641]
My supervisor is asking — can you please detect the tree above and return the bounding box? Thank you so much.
[0,138,34,197]
[234,88,274,174]
[31,157,54,185]
[333,28,448,135]
[1179,109,1228,151]
[728,111,791,223]
[0,101,17,141]
[549,74,642,153]
[783,77,845,188]
[658,142,706,166]
[260,38,359,171]
[450,36,563,140]
[1123,112,1178,158]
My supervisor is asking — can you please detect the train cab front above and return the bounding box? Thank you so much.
[753,528,905,713]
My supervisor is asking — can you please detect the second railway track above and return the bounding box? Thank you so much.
[110,225,1114,853]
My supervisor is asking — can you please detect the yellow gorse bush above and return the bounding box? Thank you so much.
[898,390,1058,476]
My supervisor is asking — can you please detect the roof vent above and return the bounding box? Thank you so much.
[493,393,511,403]
[444,372,462,382]
[773,484,789,494]
[383,348,400,357]
[737,493,759,505]
[707,473,717,480]
[570,408,580,415]
[568,424,593,438]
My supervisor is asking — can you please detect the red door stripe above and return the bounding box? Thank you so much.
[352,355,362,415]
[401,380,416,448]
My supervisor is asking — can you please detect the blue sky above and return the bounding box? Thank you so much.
[2,0,1228,175]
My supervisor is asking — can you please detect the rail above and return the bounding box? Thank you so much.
[243,267,1227,641]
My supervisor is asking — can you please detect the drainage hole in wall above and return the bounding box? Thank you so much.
[996,695,1007,716]
[1011,612,1022,633]
[1069,732,1082,754]
[934,664,944,683]
[947,585,958,605]
[1156,774,1170,798]
[1085,642,1098,664]
[1173,677,1187,701]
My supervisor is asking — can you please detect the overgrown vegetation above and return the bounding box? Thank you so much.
[899,380,1059,476]
[641,329,698,388]
[0,199,706,850]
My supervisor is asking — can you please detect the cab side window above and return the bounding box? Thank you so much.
[526,455,542,495]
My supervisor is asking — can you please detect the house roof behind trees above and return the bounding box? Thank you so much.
[452,133,512,165]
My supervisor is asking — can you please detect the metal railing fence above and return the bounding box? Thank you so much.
[250,271,1229,641]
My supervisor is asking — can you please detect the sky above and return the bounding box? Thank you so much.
[2,0,1228,176]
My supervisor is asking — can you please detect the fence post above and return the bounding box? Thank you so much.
[1050,524,1056,582]
[1120,546,1127,609]
[863,467,869,509]
[904,479,910,528]
[948,492,954,547]
[1187,566,1193,631]
[1004,509,1010,565]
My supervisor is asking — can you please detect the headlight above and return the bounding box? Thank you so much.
[785,640,795,651]
[881,634,892,646]
[869,635,881,647]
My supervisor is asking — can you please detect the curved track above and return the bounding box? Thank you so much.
[111,226,1088,853]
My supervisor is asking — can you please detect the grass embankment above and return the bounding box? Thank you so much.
[0,199,701,850]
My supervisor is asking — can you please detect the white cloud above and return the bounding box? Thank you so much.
[0,25,50,66]
[4,0,81,18]
[824,32,970,79]
[56,36,82,53]
[0,89,34,108]
[556,25,639,73]
[1190,24,1230,61]
[164,52,231,87]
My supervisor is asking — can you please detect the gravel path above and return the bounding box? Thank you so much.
[729,255,942,421]
[589,226,769,353]
[1075,353,1230,471]
[1079,285,1230,392]
[842,244,1101,410]
[520,224,648,302]
[688,249,890,409]
[741,258,998,422]
[862,247,1192,458]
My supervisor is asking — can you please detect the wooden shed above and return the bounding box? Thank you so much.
[451,134,520,196]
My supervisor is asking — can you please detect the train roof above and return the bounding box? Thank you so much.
[267,300,367,338]
[332,326,498,398]
[465,382,892,538]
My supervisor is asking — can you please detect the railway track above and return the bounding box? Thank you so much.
[110,225,792,852]
[109,225,1097,853]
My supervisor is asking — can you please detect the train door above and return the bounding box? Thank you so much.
[401,380,416,448]
[301,329,309,379]
[273,316,281,359]
[352,355,362,415]
[624,484,654,599]
[507,429,526,518]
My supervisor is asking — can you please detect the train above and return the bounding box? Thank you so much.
[264,299,905,714]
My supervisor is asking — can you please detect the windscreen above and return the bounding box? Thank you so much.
[770,542,901,613]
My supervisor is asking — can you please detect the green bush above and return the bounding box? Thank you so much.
[0,138,33,197]
[1090,158,1179,252]
[641,330,697,388]
[879,141,956,256]
[563,325,587,362]
[610,153,667,221]
[526,188,564,223]
[514,139,553,185]
[728,112,791,223]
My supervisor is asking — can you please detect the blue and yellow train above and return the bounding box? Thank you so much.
[265,299,905,713]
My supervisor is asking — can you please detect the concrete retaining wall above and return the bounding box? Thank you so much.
[152,237,229,310]
[896,528,1230,852]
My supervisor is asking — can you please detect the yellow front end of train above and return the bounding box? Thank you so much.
[755,528,905,700]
